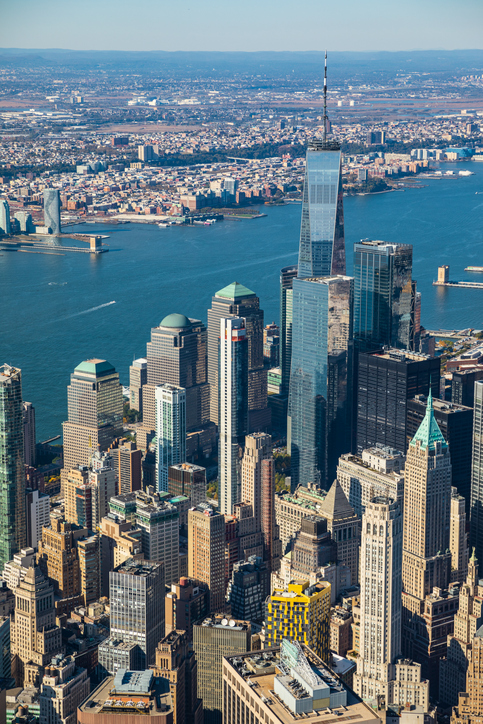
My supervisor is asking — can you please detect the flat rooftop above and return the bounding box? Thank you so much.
[78,673,172,718]
[224,648,380,724]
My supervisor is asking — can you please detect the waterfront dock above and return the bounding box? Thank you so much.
[0,233,109,254]
[433,263,483,289]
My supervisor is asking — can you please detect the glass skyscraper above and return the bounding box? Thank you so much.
[289,276,353,489]
[0,364,26,571]
[353,239,413,351]
[155,383,186,493]
[280,265,298,394]
[297,139,345,280]
[470,380,483,565]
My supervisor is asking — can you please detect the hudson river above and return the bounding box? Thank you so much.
[2,161,482,440]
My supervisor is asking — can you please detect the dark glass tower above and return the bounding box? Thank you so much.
[289,276,353,489]
[0,364,26,571]
[280,265,298,394]
[354,239,413,351]
[470,380,483,565]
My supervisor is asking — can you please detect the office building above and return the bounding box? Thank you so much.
[165,578,209,639]
[401,392,453,693]
[207,282,266,427]
[1,547,35,591]
[354,497,427,707]
[353,240,413,351]
[25,489,50,549]
[78,669,174,724]
[99,515,143,596]
[138,144,154,162]
[226,556,266,622]
[109,559,165,668]
[10,564,62,687]
[471,380,483,565]
[356,349,440,454]
[297,128,346,280]
[168,462,206,506]
[451,625,483,724]
[0,198,11,234]
[14,210,35,234]
[219,317,249,514]
[39,654,90,724]
[193,614,252,724]
[62,359,123,490]
[129,357,147,414]
[43,188,61,234]
[144,314,209,433]
[152,630,203,724]
[98,638,143,677]
[64,451,116,530]
[22,402,36,467]
[280,265,298,393]
[109,489,179,586]
[0,365,27,572]
[223,642,382,724]
[241,433,282,573]
[275,482,360,583]
[37,517,100,611]
[407,394,473,510]
[265,581,331,663]
[188,504,226,613]
[109,438,142,494]
[289,275,353,489]
[290,516,337,576]
[337,446,405,518]
[155,384,186,493]
[449,487,469,583]
[439,552,483,708]
[452,367,483,408]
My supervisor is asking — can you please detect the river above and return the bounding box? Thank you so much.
[2,161,482,439]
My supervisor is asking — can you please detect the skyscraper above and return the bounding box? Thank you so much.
[289,275,353,489]
[129,357,147,414]
[401,392,453,691]
[145,313,209,432]
[470,380,483,565]
[62,359,123,490]
[280,265,298,394]
[109,559,165,668]
[10,564,62,687]
[451,625,483,724]
[188,503,226,613]
[0,365,26,572]
[109,438,142,494]
[22,401,36,467]
[353,240,413,351]
[219,317,249,514]
[354,497,402,700]
[0,199,11,235]
[356,349,440,455]
[155,384,186,493]
[297,57,345,281]
[207,282,266,428]
[43,189,61,234]
[193,615,252,724]
[265,580,331,663]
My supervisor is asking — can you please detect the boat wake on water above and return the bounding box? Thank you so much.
[59,301,116,321]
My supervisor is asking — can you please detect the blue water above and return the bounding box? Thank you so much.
[2,161,482,440]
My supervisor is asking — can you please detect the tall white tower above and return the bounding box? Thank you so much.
[219,317,248,514]
[155,384,186,493]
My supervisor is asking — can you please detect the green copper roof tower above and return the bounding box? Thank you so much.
[410,388,448,451]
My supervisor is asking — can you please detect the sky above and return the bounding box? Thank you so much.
[1,0,483,52]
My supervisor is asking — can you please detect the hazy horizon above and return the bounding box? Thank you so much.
[2,0,483,53]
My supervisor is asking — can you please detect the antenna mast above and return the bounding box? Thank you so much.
[323,50,328,144]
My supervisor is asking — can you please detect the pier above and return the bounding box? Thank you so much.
[0,233,109,254]
[433,264,483,289]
